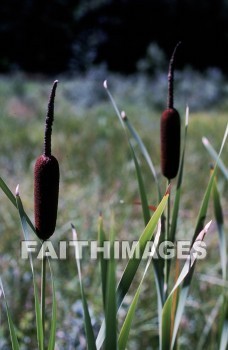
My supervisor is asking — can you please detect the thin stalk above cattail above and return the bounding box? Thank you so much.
[34,80,60,241]
[160,42,181,180]
[44,80,58,157]
[167,41,181,110]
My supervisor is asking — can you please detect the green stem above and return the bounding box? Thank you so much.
[164,179,171,299]
[41,244,47,349]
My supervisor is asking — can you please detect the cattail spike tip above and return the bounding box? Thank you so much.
[44,80,58,157]
[167,41,181,109]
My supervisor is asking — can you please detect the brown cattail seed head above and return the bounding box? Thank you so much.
[34,155,59,240]
[160,42,181,180]
[34,81,59,240]
[160,108,180,179]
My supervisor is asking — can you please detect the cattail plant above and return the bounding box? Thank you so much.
[160,42,181,180]
[34,80,60,241]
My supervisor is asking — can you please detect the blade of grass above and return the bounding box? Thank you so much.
[125,109,165,326]
[0,279,20,350]
[161,221,212,350]
[210,128,228,350]
[0,177,36,233]
[47,258,57,350]
[171,165,216,349]
[116,187,169,310]
[118,220,161,350]
[164,179,171,298]
[0,177,17,206]
[104,215,117,350]
[118,281,141,350]
[169,221,212,347]
[213,170,228,350]
[219,294,228,350]
[170,258,180,350]
[71,224,97,350]
[212,174,226,280]
[104,81,160,201]
[202,137,228,180]
[102,81,171,346]
[103,80,150,226]
[98,214,108,308]
[121,110,161,201]
[41,252,47,350]
[103,80,164,318]
[103,80,125,129]
[170,122,228,350]
[196,295,222,350]
[96,188,169,349]
[15,188,44,350]
[193,122,228,242]
[130,143,151,225]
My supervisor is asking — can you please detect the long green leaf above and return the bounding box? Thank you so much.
[103,81,164,320]
[213,175,226,280]
[121,104,165,328]
[122,111,161,201]
[202,136,228,180]
[219,294,228,350]
[170,123,228,349]
[0,177,17,206]
[47,259,57,350]
[102,81,170,347]
[15,190,44,350]
[104,216,117,350]
[161,221,212,350]
[203,127,228,349]
[71,225,97,350]
[96,189,169,349]
[118,284,141,350]
[104,80,150,225]
[104,81,160,201]
[103,80,125,127]
[98,214,108,308]
[130,143,151,226]
[117,188,169,310]
[118,221,161,350]
[193,122,228,242]
[0,279,20,350]
[213,173,228,350]
[0,178,36,233]
[196,295,222,350]
[171,165,220,350]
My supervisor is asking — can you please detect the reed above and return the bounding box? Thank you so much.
[160,42,181,180]
[34,80,60,241]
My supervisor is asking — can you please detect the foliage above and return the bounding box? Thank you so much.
[0,71,227,349]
